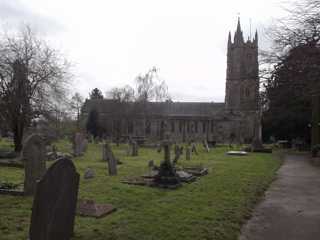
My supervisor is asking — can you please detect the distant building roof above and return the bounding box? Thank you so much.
[82,99,226,117]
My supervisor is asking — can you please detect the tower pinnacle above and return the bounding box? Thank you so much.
[234,17,244,44]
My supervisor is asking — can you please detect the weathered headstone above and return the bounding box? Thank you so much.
[191,142,198,155]
[102,143,107,161]
[84,168,95,179]
[81,138,88,153]
[29,157,79,240]
[186,146,191,160]
[77,199,116,218]
[73,133,88,157]
[103,143,117,175]
[173,145,183,165]
[132,140,138,156]
[22,134,46,195]
[125,143,131,156]
[176,170,196,182]
[203,140,210,153]
[148,160,154,169]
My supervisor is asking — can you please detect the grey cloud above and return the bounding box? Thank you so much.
[0,0,65,34]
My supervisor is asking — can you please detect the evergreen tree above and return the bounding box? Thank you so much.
[86,109,100,137]
[89,88,104,99]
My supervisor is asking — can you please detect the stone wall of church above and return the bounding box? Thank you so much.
[83,110,256,144]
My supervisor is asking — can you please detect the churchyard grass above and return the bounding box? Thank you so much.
[0,139,282,240]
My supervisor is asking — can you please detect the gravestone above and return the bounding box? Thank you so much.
[103,143,117,175]
[29,157,79,240]
[81,138,88,153]
[77,199,116,218]
[154,140,181,188]
[73,132,86,156]
[191,142,198,155]
[125,143,131,156]
[186,146,191,160]
[148,160,154,169]
[102,144,107,161]
[132,140,138,156]
[84,168,95,179]
[203,140,210,153]
[22,134,46,195]
[176,170,196,182]
[227,150,248,156]
[173,145,183,165]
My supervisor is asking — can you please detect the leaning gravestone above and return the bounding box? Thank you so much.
[103,143,117,175]
[29,157,79,240]
[203,140,210,153]
[22,134,46,195]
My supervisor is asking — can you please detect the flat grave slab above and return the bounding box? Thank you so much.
[183,167,208,176]
[0,188,24,196]
[77,199,116,218]
[227,151,248,156]
[121,176,154,186]
[176,170,197,182]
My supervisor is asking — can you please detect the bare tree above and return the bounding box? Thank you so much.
[0,25,71,151]
[106,85,135,102]
[135,66,170,102]
[70,92,84,128]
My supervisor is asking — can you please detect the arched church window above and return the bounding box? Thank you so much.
[245,87,250,97]
[211,120,214,133]
[128,121,133,134]
[145,120,151,135]
[171,121,175,133]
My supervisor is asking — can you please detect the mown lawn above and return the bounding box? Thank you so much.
[0,139,282,240]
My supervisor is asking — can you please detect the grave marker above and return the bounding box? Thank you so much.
[29,157,79,240]
[22,134,46,195]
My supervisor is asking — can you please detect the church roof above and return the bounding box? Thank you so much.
[82,99,225,117]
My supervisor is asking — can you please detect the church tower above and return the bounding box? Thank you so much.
[225,18,259,111]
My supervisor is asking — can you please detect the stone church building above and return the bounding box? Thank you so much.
[81,19,260,143]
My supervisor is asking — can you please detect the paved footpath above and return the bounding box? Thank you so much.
[239,154,320,240]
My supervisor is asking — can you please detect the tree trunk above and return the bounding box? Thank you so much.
[13,122,24,152]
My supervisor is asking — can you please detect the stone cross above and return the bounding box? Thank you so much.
[155,139,181,187]
[29,157,79,240]
[22,134,46,195]
[163,140,171,163]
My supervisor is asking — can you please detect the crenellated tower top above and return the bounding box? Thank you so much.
[225,18,259,111]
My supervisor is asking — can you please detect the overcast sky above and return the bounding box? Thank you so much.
[0,0,287,102]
